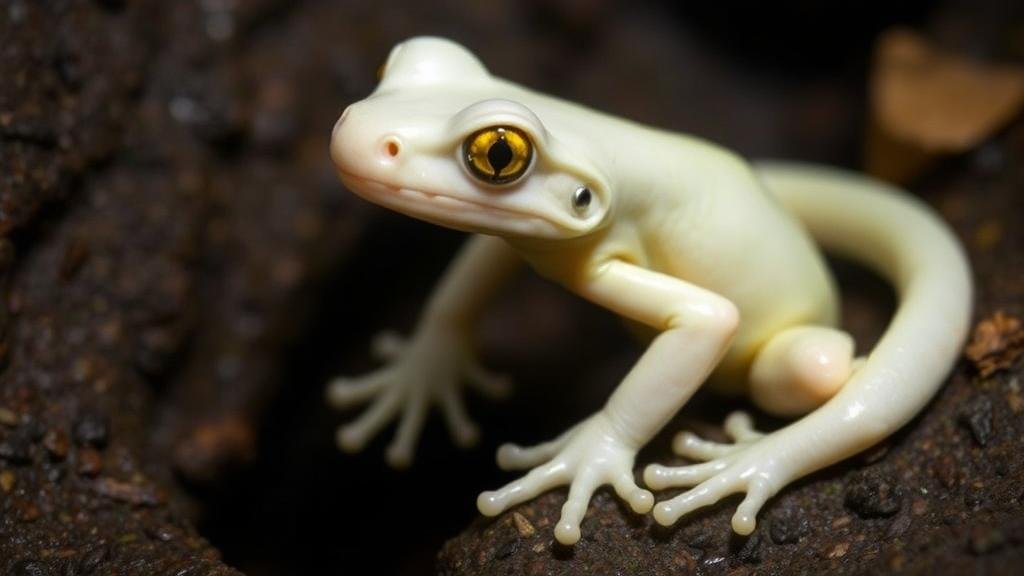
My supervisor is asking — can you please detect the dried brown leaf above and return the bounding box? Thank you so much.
[867,29,1024,182]
[964,311,1024,377]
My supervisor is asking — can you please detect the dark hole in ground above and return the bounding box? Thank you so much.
[197,209,896,575]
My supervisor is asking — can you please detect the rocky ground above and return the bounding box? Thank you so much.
[0,1,1021,575]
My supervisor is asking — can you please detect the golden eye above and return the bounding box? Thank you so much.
[462,126,533,185]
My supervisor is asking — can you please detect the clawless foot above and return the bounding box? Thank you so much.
[477,412,654,545]
[327,326,510,468]
[644,411,778,534]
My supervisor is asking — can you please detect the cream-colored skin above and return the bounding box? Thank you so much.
[327,37,972,545]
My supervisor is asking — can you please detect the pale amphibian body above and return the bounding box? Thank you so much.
[327,37,972,545]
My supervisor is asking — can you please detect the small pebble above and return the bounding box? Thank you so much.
[831,515,852,529]
[513,512,536,537]
[958,396,994,447]
[826,541,850,558]
[92,476,163,506]
[0,469,15,492]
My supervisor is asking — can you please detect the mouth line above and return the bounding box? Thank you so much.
[338,169,554,226]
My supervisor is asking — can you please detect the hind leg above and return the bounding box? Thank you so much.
[664,325,859,463]
[749,325,860,416]
[645,325,862,533]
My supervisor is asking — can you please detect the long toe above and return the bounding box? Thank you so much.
[643,460,726,490]
[477,460,570,516]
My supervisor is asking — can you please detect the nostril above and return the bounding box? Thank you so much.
[382,136,401,159]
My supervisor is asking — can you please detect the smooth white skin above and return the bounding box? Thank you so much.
[327,37,973,544]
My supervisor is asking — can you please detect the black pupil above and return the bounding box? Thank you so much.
[487,136,514,176]
[576,188,591,207]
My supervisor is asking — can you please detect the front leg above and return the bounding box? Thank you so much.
[478,260,739,544]
[327,234,522,467]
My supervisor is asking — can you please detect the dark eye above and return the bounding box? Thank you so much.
[463,126,533,185]
[572,186,592,213]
